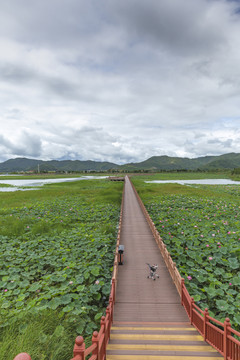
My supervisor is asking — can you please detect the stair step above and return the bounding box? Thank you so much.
[106,356,223,360]
[111,326,197,331]
[110,333,204,341]
[106,322,223,359]
[108,344,217,352]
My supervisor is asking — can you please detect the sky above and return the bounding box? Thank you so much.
[0,0,240,164]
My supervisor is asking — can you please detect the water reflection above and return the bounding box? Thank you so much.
[0,187,39,192]
[145,179,240,185]
[0,176,107,192]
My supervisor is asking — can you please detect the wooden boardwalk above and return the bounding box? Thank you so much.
[106,176,223,359]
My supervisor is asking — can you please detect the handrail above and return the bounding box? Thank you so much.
[129,176,240,360]
[14,177,126,360]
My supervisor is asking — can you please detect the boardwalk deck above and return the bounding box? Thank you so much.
[113,176,188,323]
[106,176,223,359]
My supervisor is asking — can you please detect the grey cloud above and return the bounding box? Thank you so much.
[107,0,231,56]
[207,138,233,147]
[1,0,230,58]
[194,133,206,140]
[0,0,105,48]
[0,62,89,101]
[0,131,42,157]
[183,133,240,158]
[0,0,240,163]
[38,125,156,164]
[1,63,34,83]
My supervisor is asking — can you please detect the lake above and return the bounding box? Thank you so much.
[145,179,240,185]
[0,176,108,192]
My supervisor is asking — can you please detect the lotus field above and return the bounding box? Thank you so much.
[135,180,240,331]
[0,179,123,360]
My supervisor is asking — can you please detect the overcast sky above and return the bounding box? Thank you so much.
[0,0,240,164]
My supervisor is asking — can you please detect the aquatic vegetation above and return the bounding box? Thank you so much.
[145,193,240,329]
[0,179,123,359]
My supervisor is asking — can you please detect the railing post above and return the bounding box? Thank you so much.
[72,336,85,360]
[224,318,231,360]
[190,297,194,324]
[203,308,209,341]
[14,354,32,360]
[109,294,113,325]
[91,331,99,359]
[101,316,106,357]
[106,305,111,337]
[181,278,185,305]
[173,262,176,285]
[112,278,116,303]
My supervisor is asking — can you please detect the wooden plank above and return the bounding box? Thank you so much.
[114,176,188,323]
[106,355,223,360]
[110,334,204,341]
[113,322,191,326]
[107,344,218,352]
[111,327,197,331]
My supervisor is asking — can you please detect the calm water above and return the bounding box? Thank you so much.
[145,179,240,185]
[0,176,107,192]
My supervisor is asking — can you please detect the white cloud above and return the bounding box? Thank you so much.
[0,130,42,158]
[0,0,240,164]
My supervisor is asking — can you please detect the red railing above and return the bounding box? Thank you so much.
[129,177,240,360]
[14,178,125,360]
[181,285,240,360]
[70,301,113,360]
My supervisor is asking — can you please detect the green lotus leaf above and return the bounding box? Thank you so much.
[216,299,229,311]
[232,276,240,285]
[28,283,41,292]
[193,294,201,302]
[62,304,74,312]
[228,257,239,269]
[1,301,11,309]
[234,314,240,325]
[48,298,62,310]
[215,289,224,296]
[76,285,85,292]
[196,275,205,283]
[206,288,217,298]
[60,294,72,305]
[7,282,17,290]
[214,268,224,276]
[94,312,103,321]
[76,323,86,334]
[19,280,30,288]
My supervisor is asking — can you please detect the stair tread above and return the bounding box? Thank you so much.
[106,355,223,360]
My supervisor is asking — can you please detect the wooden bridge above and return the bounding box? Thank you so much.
[106,176,222,359]
[14,176,240,360]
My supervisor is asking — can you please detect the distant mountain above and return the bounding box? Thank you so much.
[120,153,240,171]
[0,153,240,173]
[0,158,120,172]
[120,155,217,171]
[199,153,240,170]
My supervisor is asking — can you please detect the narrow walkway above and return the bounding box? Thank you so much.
[106,177,222,359]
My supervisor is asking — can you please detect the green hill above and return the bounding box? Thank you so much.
[0,158,120,173]
[200,153,240,170]
[0,153,240,173]
[120,155,216,171]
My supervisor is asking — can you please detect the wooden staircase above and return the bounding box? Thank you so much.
[106,322,223,360]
